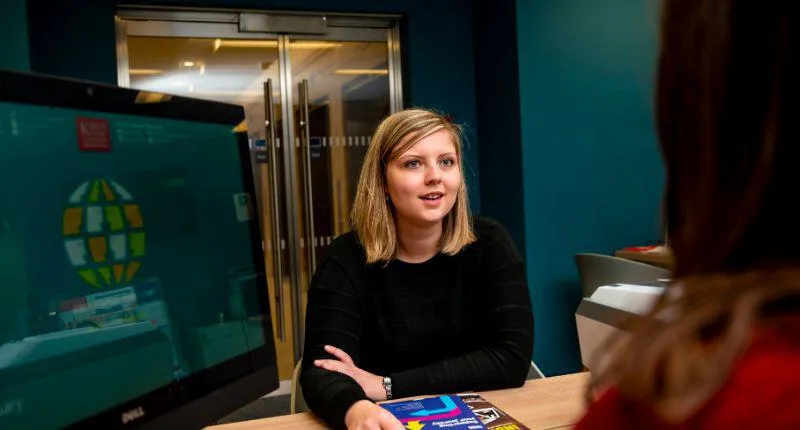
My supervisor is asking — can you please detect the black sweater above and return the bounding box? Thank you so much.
[299,217,534,429]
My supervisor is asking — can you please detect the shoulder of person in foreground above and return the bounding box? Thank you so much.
[576,316,800,429]
[696,316,800,427]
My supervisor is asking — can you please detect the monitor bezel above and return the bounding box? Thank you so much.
[0,69,279,429]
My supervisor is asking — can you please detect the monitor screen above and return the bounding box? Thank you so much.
[0,70,277,429]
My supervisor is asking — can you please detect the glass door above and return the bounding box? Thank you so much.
[122,30,297,380]
[117,9,400,381]
[288,37,392,339]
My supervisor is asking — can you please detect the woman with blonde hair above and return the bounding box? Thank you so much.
[299,108,534,430]
[577,1,800,428]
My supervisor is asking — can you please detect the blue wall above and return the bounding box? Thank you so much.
[0,0,30,71]
[25,0,482,210]
[516,0,664,375]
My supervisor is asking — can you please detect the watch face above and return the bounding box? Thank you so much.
[383,377,392,399]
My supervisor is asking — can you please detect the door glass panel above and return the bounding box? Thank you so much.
[123,31,397,375]
[289,39,392,328]
[126,36,296,380]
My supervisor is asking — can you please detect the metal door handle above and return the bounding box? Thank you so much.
[298,79,317,274]
[263,79,286,342]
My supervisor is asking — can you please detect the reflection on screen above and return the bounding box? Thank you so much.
[0,101,267,428]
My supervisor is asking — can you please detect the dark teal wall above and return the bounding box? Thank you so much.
[25,0,482,210]
[0,0,30,71]
[473,0,526,256]
[516,0,664,375]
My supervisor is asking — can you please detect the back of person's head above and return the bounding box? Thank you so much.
[591,0,800,420]
[659,0,800,275]
[351,108,474,264]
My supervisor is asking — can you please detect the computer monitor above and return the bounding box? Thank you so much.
[0,70,278,428]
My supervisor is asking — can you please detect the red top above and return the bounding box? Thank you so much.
[575,317,800,429]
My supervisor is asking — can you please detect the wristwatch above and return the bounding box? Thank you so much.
[382,376,393,400]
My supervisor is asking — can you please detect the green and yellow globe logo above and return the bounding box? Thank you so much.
[62,179,145,288]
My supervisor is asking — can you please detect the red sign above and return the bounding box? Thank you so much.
[77,117,111,151]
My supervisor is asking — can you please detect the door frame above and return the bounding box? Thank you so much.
[115,6,403,112]
[114,6,403,363]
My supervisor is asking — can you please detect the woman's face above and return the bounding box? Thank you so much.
[385,129,461,229]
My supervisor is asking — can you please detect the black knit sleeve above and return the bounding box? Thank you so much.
[299,244,369,429]
[389,220,535,398]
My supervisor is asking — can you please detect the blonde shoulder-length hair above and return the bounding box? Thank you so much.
[351,108,475,264]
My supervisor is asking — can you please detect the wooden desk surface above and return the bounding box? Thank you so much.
[206,373,590,430]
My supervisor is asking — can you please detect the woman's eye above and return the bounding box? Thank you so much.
[440,158,455,167]
[405,160,420,168]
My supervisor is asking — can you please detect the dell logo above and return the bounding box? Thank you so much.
[121,406,145,424]
[0,399,23,418]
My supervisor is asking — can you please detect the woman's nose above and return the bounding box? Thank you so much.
[425,165,442,184]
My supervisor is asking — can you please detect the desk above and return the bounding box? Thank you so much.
[615,248,673,269]
[205,373,589,430]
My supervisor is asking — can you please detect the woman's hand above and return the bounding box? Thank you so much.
[344,400,404,430]
[314,345,387,401]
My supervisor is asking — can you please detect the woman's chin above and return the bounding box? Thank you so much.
[412,207,453,225]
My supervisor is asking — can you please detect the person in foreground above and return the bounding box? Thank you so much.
[576,1,800,428]
[299,108,534,430]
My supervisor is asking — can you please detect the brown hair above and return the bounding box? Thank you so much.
[351,108,475,264]
[589,0,800,421]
